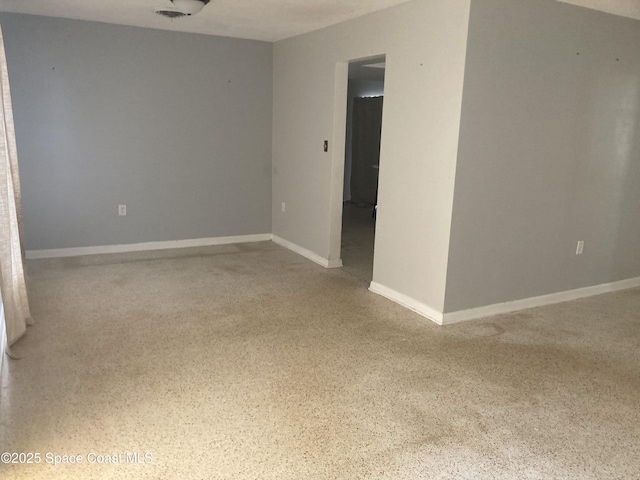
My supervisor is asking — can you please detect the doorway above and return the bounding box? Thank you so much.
[340,56,385,283]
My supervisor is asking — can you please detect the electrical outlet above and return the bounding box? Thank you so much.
[576,241,584,255]
[119,204,127,216]
[281,202,286,213]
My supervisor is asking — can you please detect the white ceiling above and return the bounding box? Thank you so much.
[0,0,415,42]
[0,1,638,43]
[349,57,386,81]
[558,0,640,22]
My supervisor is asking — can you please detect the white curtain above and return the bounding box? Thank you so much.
[0,25,33,357]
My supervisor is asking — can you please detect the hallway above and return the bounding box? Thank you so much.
[340,202,376,284]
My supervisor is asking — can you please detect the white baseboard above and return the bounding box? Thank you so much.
[25,234,273,259]
[442,276,640,325]
[272,235,342,269]
[369,282,443,325]
[369,276,640,326]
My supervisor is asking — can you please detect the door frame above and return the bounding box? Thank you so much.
[327,54,387,268]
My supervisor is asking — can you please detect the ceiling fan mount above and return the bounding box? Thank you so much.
[156,0,211,19]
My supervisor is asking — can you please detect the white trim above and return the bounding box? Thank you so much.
[272,235,342,269]
[369,281,443,325]
[442,276,640,325]
[328,61,349,266]
[25,234,273,259]
[327,258,343,268]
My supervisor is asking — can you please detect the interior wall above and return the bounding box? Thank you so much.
[0,13,273,250]
[343,78,384,202]
[272,0,471,313]
[445,0,640,312]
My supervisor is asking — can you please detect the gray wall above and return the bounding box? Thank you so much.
[0,14,273,250]
[273,0,471,312]
[445,0,640,312]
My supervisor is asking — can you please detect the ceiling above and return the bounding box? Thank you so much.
[558,0,640,22]
[0,0,414,42]
[0,1,638,43]
[349,57,386,81]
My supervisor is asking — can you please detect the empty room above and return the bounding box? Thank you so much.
[0,0,639,478]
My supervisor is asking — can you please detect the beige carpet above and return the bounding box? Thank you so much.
[1,241,639,479]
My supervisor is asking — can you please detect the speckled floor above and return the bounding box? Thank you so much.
[1,241,639,479]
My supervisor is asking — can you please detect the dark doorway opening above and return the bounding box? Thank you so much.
[340,56,385,283]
